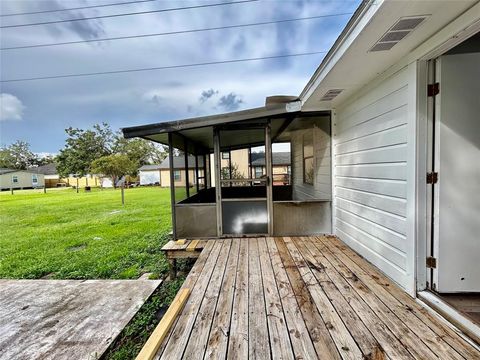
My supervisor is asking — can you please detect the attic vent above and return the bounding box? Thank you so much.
[370,15,428,52]
[320,89,343,101]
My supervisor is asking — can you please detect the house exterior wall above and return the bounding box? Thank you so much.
[160,169,196,188]
[251,165,289,177]
[230,149,250,178]
[0,171,45,190]
[332,65,415,293]
[291,123,331,201]
[139,170,161,185]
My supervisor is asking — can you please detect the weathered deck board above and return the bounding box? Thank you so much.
[248,238,270,359]
[204,238,240,359]
[154,236,480,360]
[325,235,480,360]
[258,237,294,360]
[182,240,231,359]
[283,236,363,360]
[318,236,466,360]
[266,237,318,359]
[227,239,249,359]
[294,236,407,360]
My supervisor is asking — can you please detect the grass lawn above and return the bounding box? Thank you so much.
[0,186,172,279]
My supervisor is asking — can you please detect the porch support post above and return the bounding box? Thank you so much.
[168,133,177,240]
[229,150,232,186]
[204,154,208,188]
[248,147,252,186]
[213,128,223,236]
[195,148,199,192]
[184,137,190,198]
[265,121,274,235]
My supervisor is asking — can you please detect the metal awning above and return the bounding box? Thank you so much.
[122,103,330,153]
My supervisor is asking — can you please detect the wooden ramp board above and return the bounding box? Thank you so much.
[0,279,161,360]
[161,240,208,259]
[136,288,190,360]
[153,237,480,359]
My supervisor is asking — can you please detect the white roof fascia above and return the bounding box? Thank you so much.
[300,0,384,104]
[337,0,480,104]
[413,1,480,61]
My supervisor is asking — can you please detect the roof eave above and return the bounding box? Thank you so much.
[299,0,381,102]
[122,104,300,139]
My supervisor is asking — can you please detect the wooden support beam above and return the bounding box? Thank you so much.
[135,288,191,360]
[175,239,187,245]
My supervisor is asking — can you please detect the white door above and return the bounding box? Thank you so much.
[432,52,480,293]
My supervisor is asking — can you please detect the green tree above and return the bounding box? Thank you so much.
[90,154,137,189]
[220,163,246,180]
[56,123,113,177]
[113,134,167,166]
[0,141,38,169]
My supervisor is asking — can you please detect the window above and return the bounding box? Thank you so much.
[32,174,38,184]
[174,170,181,181]
[303,133,314,184]
[255,166,263,179]
[12,175,18,183]
[222,152,230,159]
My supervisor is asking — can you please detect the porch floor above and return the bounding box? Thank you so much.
[155,236,479,359]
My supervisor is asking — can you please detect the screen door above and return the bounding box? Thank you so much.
[218,127,271,235]
[432,52,480,293]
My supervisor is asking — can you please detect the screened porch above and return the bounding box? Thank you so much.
[123,106,332,240]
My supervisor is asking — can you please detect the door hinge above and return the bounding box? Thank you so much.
[426,172,438,184]
[426,256,437,269]
[427,82,439,97]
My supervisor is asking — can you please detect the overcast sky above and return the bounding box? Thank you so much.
[0,0,360,154]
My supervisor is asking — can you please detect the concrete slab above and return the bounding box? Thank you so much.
[0,279,161,360]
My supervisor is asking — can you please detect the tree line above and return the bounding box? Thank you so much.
[0,123,168,187]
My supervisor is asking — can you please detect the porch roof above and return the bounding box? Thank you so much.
[122,104,329,154]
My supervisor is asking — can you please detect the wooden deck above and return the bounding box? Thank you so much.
[154,236,480,359]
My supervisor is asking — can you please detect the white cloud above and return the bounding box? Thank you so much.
[0,93,25,122]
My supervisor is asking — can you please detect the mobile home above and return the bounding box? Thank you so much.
[0,168,44,190]
[123,0,480,354]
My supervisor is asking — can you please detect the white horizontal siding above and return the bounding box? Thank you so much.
[333,66,412,291]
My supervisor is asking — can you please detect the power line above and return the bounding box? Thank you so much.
[1,0,160,17]
[0,50,327,83]
[0,13,352,51]
[0,0,258,29]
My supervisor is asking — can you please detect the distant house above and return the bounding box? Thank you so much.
[139,156,200,187]
[32,163,63,188]
[250,152,291,185]
[0,168,44,190]
[32,163,102,188]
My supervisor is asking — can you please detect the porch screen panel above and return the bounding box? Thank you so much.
[219,127,269,235]
[222,200,268,234]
